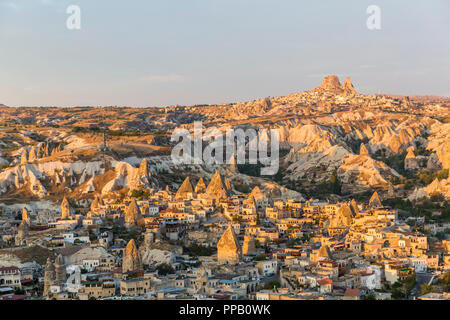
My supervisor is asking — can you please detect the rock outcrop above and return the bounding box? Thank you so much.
[125,199,142,227]
[318,75,342,91]
[405,148,419,170]
[224,177,232,192]
[339,153,400,190]
[318,244,333,260]
[329,204,353,228]
[43,258,55,296]
[102,161,153,195]
[175,176,194,199]
[55,254,66,283]
[15,220,29,246]
[427,153,442,171]
[122,239,143,273]
[206,171,228,200]
[343,77,356,95]
[360,144,369,156]
[138,158,151,179]
[90,194,103,212]
[424,178,443,195]
[61,197,73,220]
[368,192,382,209]
[194,177,206,194]
[242,235,256,256]
[141,248,176,267]
[217,225,241,265]
[409,177,450,200]
[350,199,360,215]
[0,74,449,205]
[22,207,31,225]
[314,75,356,96]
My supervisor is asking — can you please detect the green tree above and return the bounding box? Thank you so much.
[232,215,242,223]
[14,287,25,295]
[254,254,267,261]
[439,271,450,292]
[130,188,150,199]
[330,169,342,195]
[392,275,417,299]
[363,293,376,300]
[286,238,301,247]
[157,263,175,276]
[419,284,433,296]
[441,271,450,285]
[263,280,280,290]
[437,169,449,181]
[184,243,216,257]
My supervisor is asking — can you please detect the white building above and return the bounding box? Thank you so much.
[63,232,90,244]
[410,256,428,273]
[83,259,100,272]
[359,266,382,290]
[148,206,159,216]
[0,266,21,288]
[256,260,278,276]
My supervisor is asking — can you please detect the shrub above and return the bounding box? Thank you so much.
[437,169,449,181]
[157,263,175,276]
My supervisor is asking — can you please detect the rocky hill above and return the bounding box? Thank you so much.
[0,75,449,210]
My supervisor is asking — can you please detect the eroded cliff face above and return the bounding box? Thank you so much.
[0,75,449,204]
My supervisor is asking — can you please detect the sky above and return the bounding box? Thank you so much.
[0,0,449,107]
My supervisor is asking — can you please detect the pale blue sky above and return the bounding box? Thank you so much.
[0,0,449,107]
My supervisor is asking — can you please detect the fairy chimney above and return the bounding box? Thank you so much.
[122,239,143,273]
[217,225,241,265]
